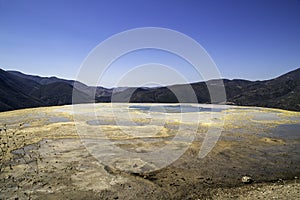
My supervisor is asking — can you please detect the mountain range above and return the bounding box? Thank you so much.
[0,68,299,112]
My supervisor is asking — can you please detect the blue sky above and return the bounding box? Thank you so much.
[0,0,300,87]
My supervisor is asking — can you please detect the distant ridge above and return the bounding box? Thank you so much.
[0,68,299,112]
[8,70,74,85]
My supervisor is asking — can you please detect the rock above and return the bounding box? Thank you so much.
[242,176,253,184]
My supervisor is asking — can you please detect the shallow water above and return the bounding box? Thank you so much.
[86,119,116,126]
[252,112,281,121]
[129,105,226,113]
[271,124,300,140]
[48,116,70,123]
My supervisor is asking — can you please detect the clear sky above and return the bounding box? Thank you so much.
[0,0,300,87]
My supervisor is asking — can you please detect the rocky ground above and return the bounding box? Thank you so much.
[0,103,299,199]
[211,180,300,200]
